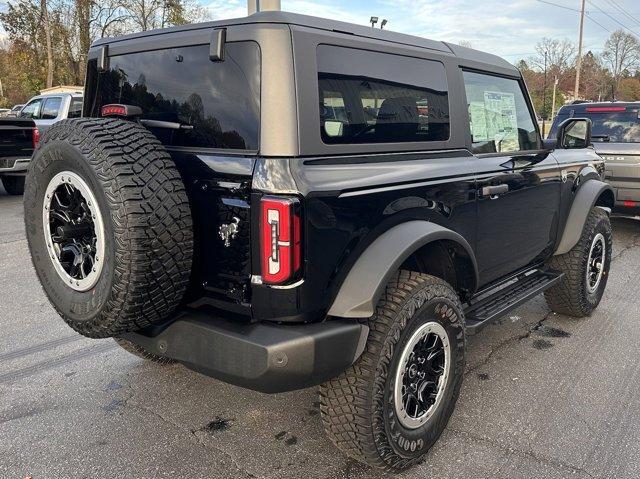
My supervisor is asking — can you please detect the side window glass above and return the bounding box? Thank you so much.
[462,71,539,154]
[41,97,62,120]
[20,99,42,119]
[68,98,83,118]
[317,45,450,144]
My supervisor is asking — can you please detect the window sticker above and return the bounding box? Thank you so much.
[483,91,518,151]
[469,101,489,141]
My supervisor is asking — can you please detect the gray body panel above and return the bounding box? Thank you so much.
[554,179,613,255]
[595,143,640,205]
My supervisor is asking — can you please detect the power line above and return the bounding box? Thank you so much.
[587,0,637,34]
[604,0,640,27]
[534,0,640,16]
[533,0,615,34]
[585,11,614,33]
[534,0,579,12]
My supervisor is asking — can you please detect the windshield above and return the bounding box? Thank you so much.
[550,108,640,143]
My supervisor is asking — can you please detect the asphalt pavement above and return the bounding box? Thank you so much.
[1,185,639,479]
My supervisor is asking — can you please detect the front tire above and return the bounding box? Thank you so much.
[320,271,465,471]
[545,207,612,317]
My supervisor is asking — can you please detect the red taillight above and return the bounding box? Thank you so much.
[32,128,40,148]
[623,200,637,208]
[585,106,626,112]
[260,196,302,285]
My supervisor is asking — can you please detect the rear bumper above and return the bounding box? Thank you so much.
[608,182,640,215]
[120,312,369,393]
[0,157,30,174]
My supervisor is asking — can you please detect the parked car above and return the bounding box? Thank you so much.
[0,108,9,117]
[549,102,640,215]
[5,104,25,117]
[18,92,83,135]
[0,117,37,194]
[24,11,613,471]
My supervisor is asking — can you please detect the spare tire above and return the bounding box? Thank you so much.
[24,118,193,338]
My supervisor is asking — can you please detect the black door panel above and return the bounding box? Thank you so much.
[475,152,562,284]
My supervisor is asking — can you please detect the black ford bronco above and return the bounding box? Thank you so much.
[24,11,614,472]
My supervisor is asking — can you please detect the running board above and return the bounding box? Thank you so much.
[463,269,564,335]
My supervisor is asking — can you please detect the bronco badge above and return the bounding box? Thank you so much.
[219,217,240,247]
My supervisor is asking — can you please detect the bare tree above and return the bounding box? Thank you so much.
[124,0,163,31]
[529,38,576,78]
[602,30,640,96]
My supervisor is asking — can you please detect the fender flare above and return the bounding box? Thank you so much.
[327,221,479,318]
[555,179,614,255]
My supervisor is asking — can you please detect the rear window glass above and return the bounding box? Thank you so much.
[68,98,83,118]
[41,97,62,120]
[86,42,260,150]
[317,45,450,144]
[555,108,640,143]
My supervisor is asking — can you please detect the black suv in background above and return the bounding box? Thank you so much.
[24,11,614,471]
[550,102,640,215]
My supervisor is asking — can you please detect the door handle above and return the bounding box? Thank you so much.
[481,184,509,199]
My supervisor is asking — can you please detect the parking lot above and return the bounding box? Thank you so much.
[1,185,639,479]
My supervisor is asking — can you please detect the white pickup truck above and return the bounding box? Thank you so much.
[18,92,83,135]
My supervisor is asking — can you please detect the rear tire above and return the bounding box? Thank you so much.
[2,176,25,195]
[114,338,176,365]
[545,207,612,317]
[24,118,193,338]
[320,271,465,471]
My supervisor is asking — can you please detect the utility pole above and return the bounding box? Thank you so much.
[248,0,281,14]
[551,76,559,121]
[542,51,548,137]
[574,0,586,100]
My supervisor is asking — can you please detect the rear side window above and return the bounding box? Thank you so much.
[41,97,62,120]
[87,42,260,150]
[463,71,539,153]
[68,98,83,118]
[317,45,450,144]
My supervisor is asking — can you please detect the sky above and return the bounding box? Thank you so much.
[1,0,639,63]
[203,0,640,62]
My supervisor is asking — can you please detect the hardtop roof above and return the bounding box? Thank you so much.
[91,10,518,74]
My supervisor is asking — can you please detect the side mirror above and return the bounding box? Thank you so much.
[556,118,592,149]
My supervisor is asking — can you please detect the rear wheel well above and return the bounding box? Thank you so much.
[595,188,614,210]
[401,240,476,301]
